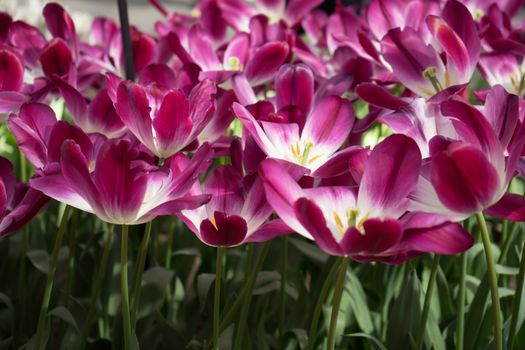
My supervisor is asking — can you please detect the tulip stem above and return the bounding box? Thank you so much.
[327,256,349,350]
[33,205,71,350]
[78,224,114,350]
[279,236,288,342]
[233,242,271,350]
[508,241,525,349]
[213,247,225,350]
[121,225,132,350]
[308,258,342,350]
[116,0,135,81]
[416,254,441,350]
[456,252,467,350]
[65,209,79,307]
[476,212,502,350]
[130,220,153,329]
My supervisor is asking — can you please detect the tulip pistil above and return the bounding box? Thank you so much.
[423,67,443,93]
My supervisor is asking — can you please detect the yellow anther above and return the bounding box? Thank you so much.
[226,56,242,71]
[423,66,443,93]
[444,70,452,88]
[333,212,346,236]
[191,8,201,17]
[209,212,218,230]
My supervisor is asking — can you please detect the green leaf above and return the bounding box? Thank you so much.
[289,238,328,264]
[386,270,421,349]
[345,332,387,350]
[346,270,374,334]
[49,306,79,333]
[27,247,68,274]
[26,250,50,274]
[289,328,308,349]
[138,267,174,319]
[197,273,215,311]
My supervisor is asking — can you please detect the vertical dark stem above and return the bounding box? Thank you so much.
[117,0,135,81]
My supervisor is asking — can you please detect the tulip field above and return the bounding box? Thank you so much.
[0,0,525,348]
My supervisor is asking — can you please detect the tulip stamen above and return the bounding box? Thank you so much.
[209,212,218,230]
[423,67,443,93]
[300,141,314,165]
[333,212,346,236]
[225,56,243,71]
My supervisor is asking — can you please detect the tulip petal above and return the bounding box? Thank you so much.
[358,134,421,218]
[485,193,525,222]
[355,83,409,110]
[275,64,314,115]
[259,159,310,238]
[52,75,88,127]
[0,49,24,92]
[152,89,192,157]
[402,222,473,254]
[0,186,48,237]
[7,103,56,169]
[115,81,156,154]
[60,140,103,213]
[302,95,354,156]
[340,218,403,255]
[245,41,290,86]
[430,142,500,213]
[93,139,147,223]
[200,211,248,247]
[40,38,73,78]
[246,219,294,242]
[294,197,343,255]
[381,27,444,97]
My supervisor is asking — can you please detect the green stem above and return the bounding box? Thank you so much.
[233,242,271,350]
[165,220,176,320]
[33,205,71,350]
[508,241,525,349]
[416,254,441,350]
[121,225,132,350]
[213,247,225,350]
[327,257,350,350]
[78,224,114,350]
[65,209,79,306]
[130,220,153,328]
[218,245,255,333]
[476,212,502,350]
[279,236,288,341]
[307,259,342,350]
[456,252,467,350]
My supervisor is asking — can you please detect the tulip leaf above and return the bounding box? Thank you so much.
[49,306,79,333]
[346,270,374,334]
[197,273,215,311]
[345,332,387,350]
[289,237,328,264]
[138,267,174,320]
[386,270,421,349]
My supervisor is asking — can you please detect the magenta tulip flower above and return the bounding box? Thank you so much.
[114,78,216,159]
[8,103,94,172]
[30,139,212,225]
[381,0,480,98]
[410,86,525,221]
[179,164,292,247]
[0,157,48,236]
[479,52,525,97]
[169,24,290,86]
[259,134,473,262]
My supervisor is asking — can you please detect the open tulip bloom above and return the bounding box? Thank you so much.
[30,139,212,225]
[3,1,525,349]
[260,134,473,263]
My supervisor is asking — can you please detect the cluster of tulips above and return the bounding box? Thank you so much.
[1,0,525,349]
